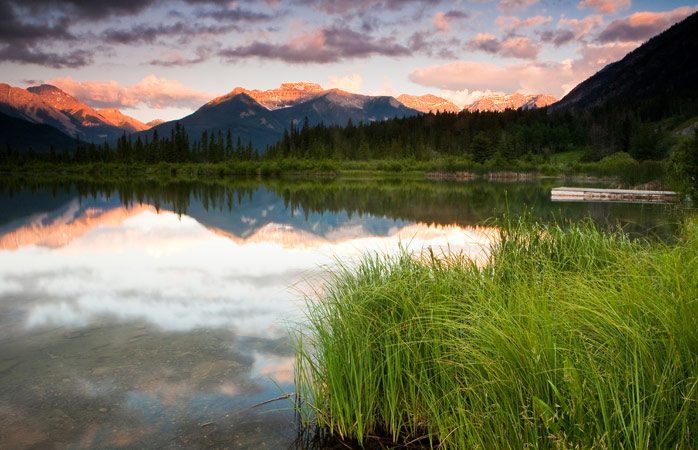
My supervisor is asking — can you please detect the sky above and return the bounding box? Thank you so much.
[1,0,696,122]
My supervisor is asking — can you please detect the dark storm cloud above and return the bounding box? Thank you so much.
[595,7,696,44]
[292,0,445,14]
[9,0,158,20]
[0,0,277,67]
[0,44,92,68]
[407,30,460,59]
[147,45,216,67]
[444,10,469,20]
[539,29,576,46]
[0,0,95,67]
[219,25,411,63]
[468,34,502,54]
[0,1,74,43]
[8,0,265,20]
[197,6,275,22]
[467,33,540,59]
[102,22,239,45]
[597,15,671,43]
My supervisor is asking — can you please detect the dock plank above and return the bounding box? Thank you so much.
[551,187,677,203]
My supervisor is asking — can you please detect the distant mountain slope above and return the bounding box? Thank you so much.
[0,111,76,152]
[0,83,79,138]
[551,11,698,112]
[146,119,165,128]
[138,92,285,149]
[466,93,557,112]
[26,84,130,141]
[397,94,461,114]
[97,108,150,133]
[273,89,419,128]
[1,83,151,142]
[136,89,419,150]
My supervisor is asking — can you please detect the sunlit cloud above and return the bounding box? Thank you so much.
[495,14,552,32]
[596,6,698,43]
[324,73,363,94]
[578,0,631,15]
[468,33,540,59]
[498,0,539,13]
[45,75,214,110]
[410,60,566,95]
[409,39,637,98]
[367,76,395,96]
[146,46,215,67]
[433,10,469,33]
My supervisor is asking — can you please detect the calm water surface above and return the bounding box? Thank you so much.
[0,178,686,449]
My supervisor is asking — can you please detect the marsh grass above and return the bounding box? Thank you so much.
[292,216,698,449]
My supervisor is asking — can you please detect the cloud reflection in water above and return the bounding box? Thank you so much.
[0,205,496,336]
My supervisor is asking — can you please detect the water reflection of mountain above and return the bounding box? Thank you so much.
[0,178,685,247]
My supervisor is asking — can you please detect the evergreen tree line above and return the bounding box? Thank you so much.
[266,95,698,163]
[1,94,697,166]
[1,122,259,165]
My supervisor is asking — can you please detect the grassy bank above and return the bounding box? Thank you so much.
[293,217,698,449]
[0,153,669,187]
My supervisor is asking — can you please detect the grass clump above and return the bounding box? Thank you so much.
[293,217,698,449]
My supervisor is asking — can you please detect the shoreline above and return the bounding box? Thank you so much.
[0,160,668,189]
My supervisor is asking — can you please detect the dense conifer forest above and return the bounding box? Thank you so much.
[2,95,697,193]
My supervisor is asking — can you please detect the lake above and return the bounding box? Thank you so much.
[0,177,686,449]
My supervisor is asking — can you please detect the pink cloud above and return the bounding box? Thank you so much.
[501,36,540,59]
[468,33,540,59]
[498,0,539,13]
[578,0,631,15]
[560,14,604,37]
[596,6,698,43]
[324,73,363,93]
[539,15,603,47]
[434,12,451,32]
[433,10,469,33]
[495,15,552,31]
[367,76,395,97]
[409,41,639,97]
[46,75,214,110]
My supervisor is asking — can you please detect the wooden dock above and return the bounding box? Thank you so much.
[551,187,678,203]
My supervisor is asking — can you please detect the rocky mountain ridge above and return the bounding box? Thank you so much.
[1,83,152,141]
[0,83,79,137]
[27,84,150,134]
[465,93,557,113]
[396,94,461,114]
[212,81,325,110]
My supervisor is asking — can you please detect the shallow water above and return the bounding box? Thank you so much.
[0,178,686,449]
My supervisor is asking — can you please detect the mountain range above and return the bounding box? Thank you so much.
[138,87,421,149]
[465,93,558,113]
[5,10,697,153]
[1,81,558,152]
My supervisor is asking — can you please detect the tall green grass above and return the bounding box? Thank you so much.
[293,217,698,449]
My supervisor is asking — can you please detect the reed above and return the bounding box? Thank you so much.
[292,216,698,449]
